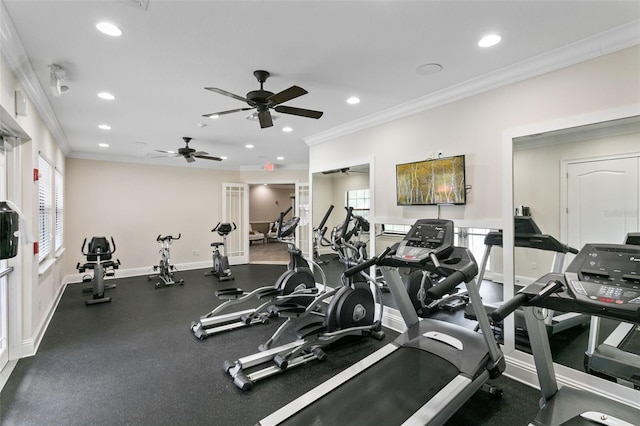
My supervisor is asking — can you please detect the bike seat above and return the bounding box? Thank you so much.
[215,288,244,299]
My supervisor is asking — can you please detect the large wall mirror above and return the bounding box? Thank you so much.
[311,163,371,287]
[509,112,639,399]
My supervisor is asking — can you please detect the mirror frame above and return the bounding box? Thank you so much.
[502,103,640,407]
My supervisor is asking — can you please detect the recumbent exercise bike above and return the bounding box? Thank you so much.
[76,236,120,305]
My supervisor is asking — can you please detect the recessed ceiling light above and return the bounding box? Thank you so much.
[416,63,443,75]
[347,97,360,105]
[282,126,292,132]
[96,22,122,37]
[277,156,284,160]
[98,124,111,130]
[98,143,109,148]
[209,114,219,119]
[478,34,501,48]
[97,92,115,100]
[245,144,254,149]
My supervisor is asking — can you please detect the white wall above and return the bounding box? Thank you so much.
[1,52,66,357]
[310,46,640,226]
[65,159,308,275]
[249,185,294,224]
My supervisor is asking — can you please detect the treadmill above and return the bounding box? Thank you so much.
[583,232,640,389]
[466,216,587,342]
[259,218,505,426]
[492,243,640,425]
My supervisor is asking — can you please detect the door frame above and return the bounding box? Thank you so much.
[222,182,249,265]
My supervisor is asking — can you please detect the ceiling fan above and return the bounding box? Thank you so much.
[321,167,368,175]
[203,70,323,129]
[155,137,222,163]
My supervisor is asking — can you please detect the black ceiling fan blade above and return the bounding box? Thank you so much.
[203,107,254,118]
[258,109,273,128]
[274,105,323,119]
[184,155,196,163]
[204,87,249,103]
[267,85,307,106]
[194,154,223,161]
[192,151,209,156]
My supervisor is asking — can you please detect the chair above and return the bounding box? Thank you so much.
[249,224,265,245]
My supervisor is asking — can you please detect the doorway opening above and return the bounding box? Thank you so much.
[249,183,295,264]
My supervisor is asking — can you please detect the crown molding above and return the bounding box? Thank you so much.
[305,20,640,147]
[0,1,70,154]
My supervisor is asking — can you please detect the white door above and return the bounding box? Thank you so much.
[222,183,249,265]
[565,156,639,249]
[0,149,8,372]
[295,183,310,258]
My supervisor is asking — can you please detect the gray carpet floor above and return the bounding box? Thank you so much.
[0,262,542,425]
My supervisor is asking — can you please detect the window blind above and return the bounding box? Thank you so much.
[54,169,63,251]
[38,156,52,262]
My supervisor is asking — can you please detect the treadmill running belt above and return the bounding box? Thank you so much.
[620,327,640,356]
[281,347,459,425]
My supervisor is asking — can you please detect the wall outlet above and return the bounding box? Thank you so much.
[531,261,537,270]
[193,250,200,257]
[427,151,435,159]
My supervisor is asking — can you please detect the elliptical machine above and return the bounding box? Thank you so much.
[148,234,184,289]
[190,207,329,340]
[76,236,120,306]
[205,222,236,281]
[223,207,385,390]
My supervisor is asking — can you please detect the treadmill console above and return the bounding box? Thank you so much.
[561,244,640,322]
[394,219,454,263]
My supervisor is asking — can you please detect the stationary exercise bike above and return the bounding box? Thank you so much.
[205,222,236,281]
[76,236,120,306]
[190,207,329,340]
[148,234,184,289]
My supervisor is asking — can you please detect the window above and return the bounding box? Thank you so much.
[346,189,370,219]
[380,224,411,235]
[38,155,52,262]
[54,169,63,251]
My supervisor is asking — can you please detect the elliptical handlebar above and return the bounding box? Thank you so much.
[317,205,334,233]
[343,246,395,278]
[276,207,294,239]
[341,207,354,241]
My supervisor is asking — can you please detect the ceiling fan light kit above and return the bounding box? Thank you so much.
[203,70,323,129]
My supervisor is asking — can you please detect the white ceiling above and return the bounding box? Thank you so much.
[2,1,639,171]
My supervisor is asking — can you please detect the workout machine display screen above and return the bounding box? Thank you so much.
[563,244,640,318]
[395,219,454,262]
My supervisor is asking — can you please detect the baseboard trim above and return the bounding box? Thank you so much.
[21,279,67,358]
[65,261,212,284]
